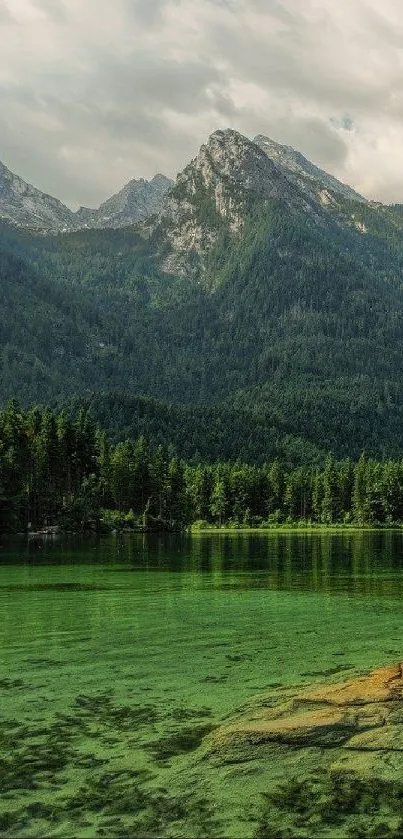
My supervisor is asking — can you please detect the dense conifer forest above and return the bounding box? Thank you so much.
[2,401,403,535]
[4,191,403,464]
[6,133,403,485]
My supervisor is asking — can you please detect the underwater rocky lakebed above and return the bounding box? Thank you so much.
[1,531,403,837]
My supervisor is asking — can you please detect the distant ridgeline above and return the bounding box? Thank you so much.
[1,401,403,534]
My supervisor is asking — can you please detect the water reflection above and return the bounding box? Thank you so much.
[2,530,403,599]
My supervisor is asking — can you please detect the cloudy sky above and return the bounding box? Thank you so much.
[1,0,403,208]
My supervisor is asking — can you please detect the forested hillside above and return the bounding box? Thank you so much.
[3,130,403,463]
[65,391,323,466]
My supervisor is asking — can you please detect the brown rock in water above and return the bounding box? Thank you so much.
[207,663,403,758]
[192,666,403,839]
[301,663,403,706]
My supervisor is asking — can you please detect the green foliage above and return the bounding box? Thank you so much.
[3,402,403,534]
[66,391,322,466]
[5,185,403,460]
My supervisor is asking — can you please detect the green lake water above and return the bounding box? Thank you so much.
[1,531,403,837]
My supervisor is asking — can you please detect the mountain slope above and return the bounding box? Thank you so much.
[0,239,106,401]
[254,134,365,204]
[0,160,172,232]
[4,129,403,461]
[65,391,323,466]
[157,128,323,278]
[74,173,173,229]
[0,160,76,232]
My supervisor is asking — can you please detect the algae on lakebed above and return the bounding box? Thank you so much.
[197,663,403,838]
[255,772,403,838]
[5,663,403,838]
[3,532,403,836]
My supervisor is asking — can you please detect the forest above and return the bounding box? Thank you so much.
[5,193,403,462]
[2,401,403,535]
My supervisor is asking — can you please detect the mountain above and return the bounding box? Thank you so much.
[74,173,173,229]
[0,161,172,232]
[254,134,365,204]
[0,131,363,235]
[155,128,327,278]
[3,128,403,462]
[0,159,76,232]
[152,128,376,280]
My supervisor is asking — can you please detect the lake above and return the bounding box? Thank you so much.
[1,531,403,837]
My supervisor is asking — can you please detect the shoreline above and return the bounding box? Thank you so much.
[189,523,403,534]
[4,522,403,539]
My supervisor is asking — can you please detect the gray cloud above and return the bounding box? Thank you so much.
[32,0,68,23]
[125,0,171,27]
[1,0,403,206]
[0,0,13,21]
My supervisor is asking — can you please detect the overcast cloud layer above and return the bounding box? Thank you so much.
[1,0,403,207]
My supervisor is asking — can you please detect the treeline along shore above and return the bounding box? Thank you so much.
[2,400,403,534]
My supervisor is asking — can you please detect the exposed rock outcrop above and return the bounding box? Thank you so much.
[254,134,365,204]
[157,128,322,277]
[192,665,403,837]
[0,159,76,232]
[0,161,172,232]
[208,664,403,760]
[75,174,173,230]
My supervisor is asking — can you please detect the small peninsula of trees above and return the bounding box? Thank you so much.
[2,401,403,534]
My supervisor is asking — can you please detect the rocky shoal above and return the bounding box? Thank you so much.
[194,664,403,836]
[207,663,403,759]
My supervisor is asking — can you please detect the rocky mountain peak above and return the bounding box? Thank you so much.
[0,159,75,231]
[167,128,311,226]
[151,173,172,188]
[0,158,173,232]
[254,134,365,203]
[159,128,319,277]
[179,128,294,205]
[78,173,174,229]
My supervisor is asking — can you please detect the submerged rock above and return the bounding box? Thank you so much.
[192,664,403,836]
[207,663,403,761]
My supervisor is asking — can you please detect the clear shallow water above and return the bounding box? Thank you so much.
[1,531,403,837]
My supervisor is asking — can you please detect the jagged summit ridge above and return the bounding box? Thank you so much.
[75,173,173,229]
[0,161,173,233]
[163,129,312,224]
[254,134,365,203]
[0,159,76,231]
[158,128,322,275]
[175,128,307,210]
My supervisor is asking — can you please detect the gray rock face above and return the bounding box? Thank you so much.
[254,134,366,203]
[0,129,365,236]
[157,128,322,276]
[0,162,173,232]
[0,160,76,232]
[169,128,316,221]
[75,173,173,229]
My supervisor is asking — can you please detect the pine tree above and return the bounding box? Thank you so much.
[352,454,370,524]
